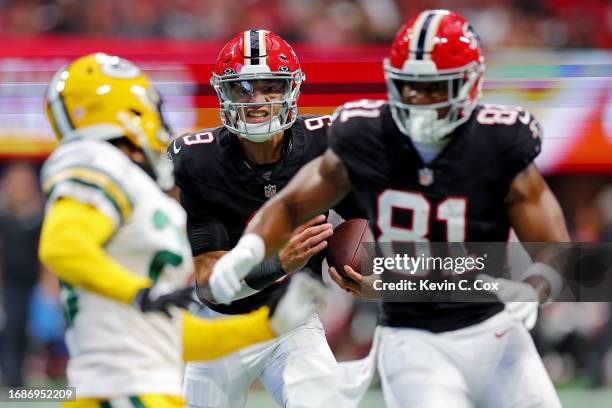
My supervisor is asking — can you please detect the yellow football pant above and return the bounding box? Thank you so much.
[63,394,184,407]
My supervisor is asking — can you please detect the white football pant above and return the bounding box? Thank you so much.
[183,306,336,408]
[378,311,561,408]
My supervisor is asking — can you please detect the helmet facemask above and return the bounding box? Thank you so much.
[116,100,174,191]
[212,69,304,142]
[384,59,483,144]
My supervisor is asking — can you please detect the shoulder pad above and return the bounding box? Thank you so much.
[41,140,134,226]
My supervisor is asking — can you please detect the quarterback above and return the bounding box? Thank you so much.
[210,10,568,408]
[38,53,324,407]
[172,30,363,408]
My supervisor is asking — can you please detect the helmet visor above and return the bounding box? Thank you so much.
[390,77,463,109]
[220,78,292,103]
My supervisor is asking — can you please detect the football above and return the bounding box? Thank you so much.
[325,218,374,278]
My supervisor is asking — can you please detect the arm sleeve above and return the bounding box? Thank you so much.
[182,191,231,256]
[39,198,151,304]
[181,306,275,361]
[243,256,286,290]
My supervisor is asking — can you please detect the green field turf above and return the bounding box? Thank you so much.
[244,386,612,408]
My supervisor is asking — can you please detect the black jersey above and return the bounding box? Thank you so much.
[330,101,543,332]
[171,115,362,315]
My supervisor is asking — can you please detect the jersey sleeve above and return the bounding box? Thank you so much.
[328,100,386,184]
[328,107,362,169]
[170,133,231,256]
[169,134,190,192]
[41,141,134,228]
[503,109,543,178]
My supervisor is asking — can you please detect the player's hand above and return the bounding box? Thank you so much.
[210,234,265,304]
[268,273,325,335]
[279,215,333,274]
[477,274,539,330]
[328,266,380,300]
[134,286,195,318]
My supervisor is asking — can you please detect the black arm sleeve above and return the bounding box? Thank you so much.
[243,256,287,290]
[181,190,230,256]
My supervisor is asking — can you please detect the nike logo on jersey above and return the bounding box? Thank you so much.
[173,140,182,154]
[518,111,531,125]
[494,327,513,338]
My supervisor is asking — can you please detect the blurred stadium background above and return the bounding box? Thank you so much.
[0,0,610,407]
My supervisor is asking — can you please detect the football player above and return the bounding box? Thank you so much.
[38,53,324,408]
[170,30,362,407]
[209,11,568,408]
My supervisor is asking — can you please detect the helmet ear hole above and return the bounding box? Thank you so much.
[130,108,142,117]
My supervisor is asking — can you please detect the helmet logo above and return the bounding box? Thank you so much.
[73,107,85,120]
[278,66,289,72]
[99,55,141,79]
[462,23,480,50]
[223,68,236,75]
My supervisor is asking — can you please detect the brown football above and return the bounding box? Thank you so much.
[326,218,374,278]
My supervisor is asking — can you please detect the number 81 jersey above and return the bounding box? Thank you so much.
[41,139,193,397]
[329,101,542,333]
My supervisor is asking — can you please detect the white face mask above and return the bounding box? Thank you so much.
[405,108,454,144]
[235,116,284,143]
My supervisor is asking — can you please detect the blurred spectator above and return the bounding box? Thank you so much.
[0,0,608,48]
[0,163,43,386]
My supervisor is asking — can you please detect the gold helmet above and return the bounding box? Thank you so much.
[45,52,174,189]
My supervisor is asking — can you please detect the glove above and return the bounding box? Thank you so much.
[268,273,326,335]
[210,234,265,304]
[477,274,539,330]
[134,286,195,318]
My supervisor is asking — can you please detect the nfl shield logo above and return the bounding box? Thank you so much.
[264,184,277,198]
[418,167,434,186]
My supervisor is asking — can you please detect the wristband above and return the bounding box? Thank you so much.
[244,256,287,290]
[520,262,562,303]
[236,234,266,265]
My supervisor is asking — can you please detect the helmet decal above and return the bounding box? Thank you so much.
[462,22,480,50]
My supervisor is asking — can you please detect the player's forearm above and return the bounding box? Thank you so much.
[246,154,350,257]
[39,199,151,304]
[245,198,298,258]
[181,307,275,361]
[508,166,571,302]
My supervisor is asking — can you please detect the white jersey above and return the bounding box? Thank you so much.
[41,139,193,398]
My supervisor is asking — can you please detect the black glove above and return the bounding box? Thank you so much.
[134,286,195,318]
